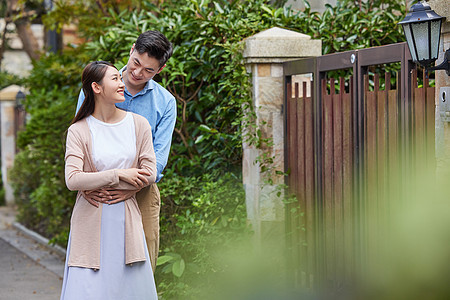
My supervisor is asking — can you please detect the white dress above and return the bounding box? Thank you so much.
[60,112,158,300]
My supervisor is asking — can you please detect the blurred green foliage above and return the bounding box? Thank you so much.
[156,171,250,298]
[0,71,24,89]
[9,50,85,244]
[310,0,406,54]
[8,0,409,297]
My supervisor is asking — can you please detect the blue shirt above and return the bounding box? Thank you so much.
[76,68,177,182]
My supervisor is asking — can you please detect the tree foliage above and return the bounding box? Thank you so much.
[309,0,406,54]
[43,0,143,38]
[0,71,23,89]
[3,0,47,60]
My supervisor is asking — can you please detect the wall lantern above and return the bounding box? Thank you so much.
[399,1,449,75]
[15,90,26,110]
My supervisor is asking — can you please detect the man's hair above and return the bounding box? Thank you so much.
[134,30,173,68]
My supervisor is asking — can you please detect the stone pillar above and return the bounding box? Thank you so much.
[0,85,25,205]
[429,0,450,180]
[242,27,321,243]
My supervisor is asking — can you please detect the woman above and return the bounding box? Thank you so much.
[60,61,158,299]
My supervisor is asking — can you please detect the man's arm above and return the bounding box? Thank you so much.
[153,96,177,182]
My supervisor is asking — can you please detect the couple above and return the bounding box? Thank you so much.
[60,31,176,299]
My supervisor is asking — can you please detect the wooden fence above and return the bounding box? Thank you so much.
[285,43,435,289]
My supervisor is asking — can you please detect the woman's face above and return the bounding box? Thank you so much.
[96,66,125,103]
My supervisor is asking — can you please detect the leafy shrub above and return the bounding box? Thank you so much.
[9,50,85,244]
[82,0,406,176]
[0,71,24,90]
[156,171,250,299]
[21,50,86,113]
[303,0,406,55]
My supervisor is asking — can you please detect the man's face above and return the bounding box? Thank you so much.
[124,45,164,90]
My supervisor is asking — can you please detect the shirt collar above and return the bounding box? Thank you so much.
[119,66,155,97]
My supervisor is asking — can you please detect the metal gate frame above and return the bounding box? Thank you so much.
[283,42,423,287]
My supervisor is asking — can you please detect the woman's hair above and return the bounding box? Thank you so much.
[71,61,116,125]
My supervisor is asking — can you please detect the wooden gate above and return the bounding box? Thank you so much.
[284,42,435,288]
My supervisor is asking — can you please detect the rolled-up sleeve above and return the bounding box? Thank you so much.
[138,120,157,184]
[153,96,176,182]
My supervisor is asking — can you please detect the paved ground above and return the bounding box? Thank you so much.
[0,206,64,300]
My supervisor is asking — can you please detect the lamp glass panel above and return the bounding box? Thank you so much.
[403,24,418,62]
[411,21,430,61]
[430,20,442,60]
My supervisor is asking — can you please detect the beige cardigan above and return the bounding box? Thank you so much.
[65,113,156,269]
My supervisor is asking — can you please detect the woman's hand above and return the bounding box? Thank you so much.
[117,168,151,188]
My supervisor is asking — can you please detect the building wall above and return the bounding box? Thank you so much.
[0,21,44,76]
[0,19,81,77]
[429,0,450,181]
[285,0,337,13]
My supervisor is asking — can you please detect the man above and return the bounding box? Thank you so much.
[76,30,176,272]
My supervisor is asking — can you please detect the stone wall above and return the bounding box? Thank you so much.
[0,85,26,205]
[0,21,44,76]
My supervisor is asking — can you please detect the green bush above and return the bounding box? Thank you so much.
[83,0,406,176]
[303,0,406,55]
[9,100,76,244]
[0,71,24,90]
[156,171,250,298]
[9,50,85,243]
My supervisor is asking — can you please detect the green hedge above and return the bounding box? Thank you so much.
[8,50,85,244]
[0,71,24,90]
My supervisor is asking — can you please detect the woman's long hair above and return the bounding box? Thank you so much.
[71,61,116,125]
